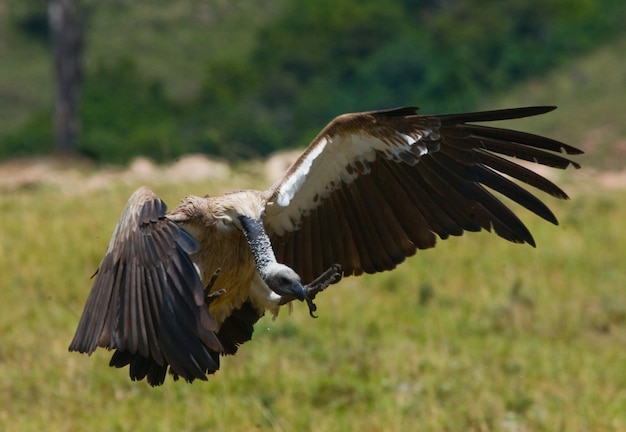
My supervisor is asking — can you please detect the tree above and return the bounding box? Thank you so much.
[47,0,83,155]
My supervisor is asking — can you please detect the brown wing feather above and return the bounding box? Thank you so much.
[266,106,582,282]
[69,187,223,385]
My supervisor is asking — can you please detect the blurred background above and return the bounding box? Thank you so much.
[1,0,625,166]
[2,1,626,431]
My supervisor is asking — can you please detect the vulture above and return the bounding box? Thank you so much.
[69,106,582,386]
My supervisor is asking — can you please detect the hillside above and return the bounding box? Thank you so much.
[1,1,624,168]
[486,35,626,171]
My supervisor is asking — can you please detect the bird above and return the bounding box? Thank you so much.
[69,105,582,386]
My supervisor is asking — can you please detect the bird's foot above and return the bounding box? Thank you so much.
[204,268,226,306]
[301,264,343,318]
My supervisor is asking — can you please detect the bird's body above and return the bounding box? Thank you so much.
[69,106,582,385]
[169,190,277,324]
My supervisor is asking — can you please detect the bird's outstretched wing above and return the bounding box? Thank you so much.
[265,106,582,282]
[69,187,223,385]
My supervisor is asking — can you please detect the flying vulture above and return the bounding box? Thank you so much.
[69,106,582,386]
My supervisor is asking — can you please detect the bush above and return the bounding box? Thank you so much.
[79,59,183,164]
[0,113,53,159]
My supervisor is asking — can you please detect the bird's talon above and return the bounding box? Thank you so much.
[205,288,226,306]
[204,269,226,306]
[306,297,318,318]
[204,268,222,297]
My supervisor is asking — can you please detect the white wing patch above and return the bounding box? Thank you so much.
[267,123,439,236]
[276,137,328,207]
[276,134,379,205]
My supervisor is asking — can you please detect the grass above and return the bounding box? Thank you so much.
[1,168,625,431]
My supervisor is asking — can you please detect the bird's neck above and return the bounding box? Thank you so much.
[238,215,277,279]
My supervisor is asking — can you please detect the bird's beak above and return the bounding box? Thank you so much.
[290,281,306,301]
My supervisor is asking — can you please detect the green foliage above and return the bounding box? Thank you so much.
[199,0,626,155]
[1,0,625,162]
[79,59,183,163]
[0,112,53,159]
[6,0,50,44]
[253,0,405,105]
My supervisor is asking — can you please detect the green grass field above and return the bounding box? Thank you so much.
[1,167,625,431]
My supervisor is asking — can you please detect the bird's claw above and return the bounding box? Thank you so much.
[302,264,343,318]
[204,268,226,306]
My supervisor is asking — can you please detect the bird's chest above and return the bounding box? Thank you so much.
[192,226,257,324]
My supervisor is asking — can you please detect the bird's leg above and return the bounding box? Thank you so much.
[204,268,226,306]
[279,264,343,318]
[304,264,343,318]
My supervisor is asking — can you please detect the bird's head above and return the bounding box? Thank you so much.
[263,263,306,301]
